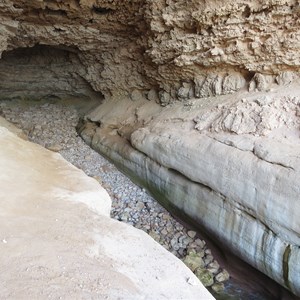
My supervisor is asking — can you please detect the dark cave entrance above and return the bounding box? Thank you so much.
[0,45,104,113]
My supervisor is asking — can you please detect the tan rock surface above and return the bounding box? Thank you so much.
[0,115,27,139]
[1,1,300,103]
[81,84,300,297]
[0,126,214,299]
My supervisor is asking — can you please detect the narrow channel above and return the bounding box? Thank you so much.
[0,98,296,300]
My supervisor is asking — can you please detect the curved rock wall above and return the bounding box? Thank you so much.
[0,0,149,99]
[0,124,213,299]
[1,0,300,297]
[79,89,300,297]
[2,1,300,102]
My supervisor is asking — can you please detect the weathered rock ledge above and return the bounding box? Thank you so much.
[79,84,300,297]
[0,125,213,299]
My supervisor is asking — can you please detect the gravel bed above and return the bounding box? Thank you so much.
[0,100,229,292]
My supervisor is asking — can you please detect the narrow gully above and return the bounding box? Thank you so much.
[1,98,296,299]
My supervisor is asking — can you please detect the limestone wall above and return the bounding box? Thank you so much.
[0,45,102,101]
[1,1,300,102]
[80,87,300,297]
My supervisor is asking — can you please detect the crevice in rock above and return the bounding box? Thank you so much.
[1,1,300,298]
[0,99,234,298]
[92,6,114,15]
[78,120,297,299]
[43,8,68,17]
[209,135,296,171]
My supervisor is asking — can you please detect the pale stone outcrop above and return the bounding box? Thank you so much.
[0,126,213,299]
[194,94,300,135]
[80,85,300,296]
[0,115,27,139]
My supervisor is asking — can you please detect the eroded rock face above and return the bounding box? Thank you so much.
[79,86,300,297]
[1,0,300,297]
[194,95,300,135]
[1,1,300,103]
[0,0,148,99]
[143,0,300,104]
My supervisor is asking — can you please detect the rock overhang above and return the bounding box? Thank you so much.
[1,0,300,297]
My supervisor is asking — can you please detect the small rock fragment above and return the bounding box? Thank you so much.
[212,282,225,293]
[204,254,214,266]
[215,270,230,283]
[195,268,214,287]
[45,143,63,152]
[187,230,197,239]
[207,260,220,274]
[183,252,204,272]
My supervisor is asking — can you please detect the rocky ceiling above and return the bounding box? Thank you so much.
[0,0,300,104]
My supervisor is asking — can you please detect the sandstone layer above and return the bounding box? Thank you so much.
[0,0,300,297]
[80,84,300,297]
[0,125,213,299]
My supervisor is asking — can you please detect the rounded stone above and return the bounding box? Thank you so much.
[182,252,204,272]
[187,230,197,239]
[215,270,230,283]
[211,282,225,294]
[195,268,214,287]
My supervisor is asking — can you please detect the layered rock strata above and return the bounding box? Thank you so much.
[2,1,300,102]
[79,86,300,297]
[1,0,300,297]
[0,45,103,101]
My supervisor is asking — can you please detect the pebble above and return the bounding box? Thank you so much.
[212,282,225,293]
[195,268,214,287]
[183,252,204,272]
[187,230,197,239]
[207,260,220,274]
[215,270,230,283]
[204,254,214,266]
[45,143,63,152]
[195,238,206,248]
[0,100,229,291]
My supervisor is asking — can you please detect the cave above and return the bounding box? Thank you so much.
[0,45,103,109]
[0,1,300,300]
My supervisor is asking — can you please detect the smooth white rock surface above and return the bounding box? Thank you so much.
[0,126,214,300]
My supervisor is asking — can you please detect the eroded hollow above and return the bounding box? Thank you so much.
[0,45,103,107]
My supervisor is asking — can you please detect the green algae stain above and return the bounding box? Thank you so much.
[283,245,291,290]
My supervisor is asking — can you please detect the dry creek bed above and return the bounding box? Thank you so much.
[0,100,229,295]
